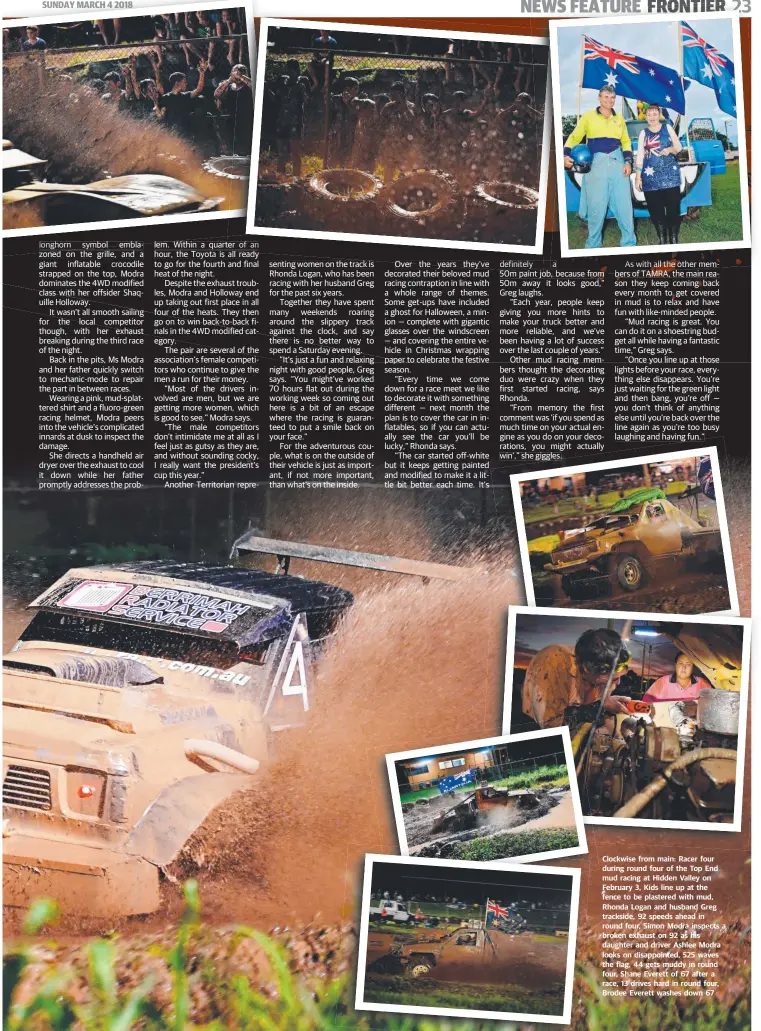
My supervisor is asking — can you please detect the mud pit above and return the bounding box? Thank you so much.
[364,928,568,1013]
[403,785,571,855]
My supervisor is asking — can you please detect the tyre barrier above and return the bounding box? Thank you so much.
[377,169,462,235]
[202,155,251,180]
[302,168,383,230]
[466,180,540,245]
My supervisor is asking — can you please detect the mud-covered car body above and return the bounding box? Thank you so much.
[545,491,723,596]
[2,557,351,916]
[3,537,467,917]
[368,925,495,979]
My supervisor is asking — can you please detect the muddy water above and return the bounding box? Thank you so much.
[366,930,567,990]
[511,790,576,832]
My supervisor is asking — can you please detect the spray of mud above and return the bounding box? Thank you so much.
[3,69,245,224]
[172,559,525,927]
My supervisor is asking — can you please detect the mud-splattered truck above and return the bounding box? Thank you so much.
[368,925,497,978]
[2,537,467,917]
[545,489,724,599]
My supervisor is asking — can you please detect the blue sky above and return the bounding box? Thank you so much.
[555,18,738,143]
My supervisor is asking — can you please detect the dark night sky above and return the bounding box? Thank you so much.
[394,729,567,781]
[369,859,574,908]
[513,614,741,678]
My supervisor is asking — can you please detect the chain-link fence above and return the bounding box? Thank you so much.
[3,30,249,89]
[401,752,567,795]
[259,40,548,182]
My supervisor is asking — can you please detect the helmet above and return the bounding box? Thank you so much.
[569,143,592,173]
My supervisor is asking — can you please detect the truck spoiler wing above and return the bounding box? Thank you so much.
[230,534,471,582]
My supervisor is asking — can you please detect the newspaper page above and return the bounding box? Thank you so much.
[1,1,754,1029]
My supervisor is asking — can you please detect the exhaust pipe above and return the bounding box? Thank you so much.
[184,739,260,775]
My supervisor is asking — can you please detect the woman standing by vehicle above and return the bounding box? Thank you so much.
[634,103,685,245]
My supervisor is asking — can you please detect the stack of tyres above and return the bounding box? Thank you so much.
[376,170,463,237]
[466,180,540,245]
[301,168,384,232]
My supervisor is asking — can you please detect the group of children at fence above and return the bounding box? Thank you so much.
[263,65,544,186]
[5,12,252,158]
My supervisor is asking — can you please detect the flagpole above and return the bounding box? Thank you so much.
[677,21,692,157]
[577,35,584,124]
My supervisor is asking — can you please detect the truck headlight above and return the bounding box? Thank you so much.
[66,770,106,818]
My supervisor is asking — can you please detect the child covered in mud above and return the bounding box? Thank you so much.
[214,63,253,156]
[378,80,419,177]
[349,98,378,172]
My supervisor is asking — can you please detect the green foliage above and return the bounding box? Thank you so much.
[399,764,569,803]
[451,827,580,862]
[4,887,750,1031]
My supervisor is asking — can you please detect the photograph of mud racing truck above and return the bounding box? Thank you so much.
[2,535,468,918]
[512,449,737,614]
[505,608,749,829]
[387,728,586,863]
[356,855,579,1022]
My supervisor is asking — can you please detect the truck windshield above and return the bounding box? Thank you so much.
[589,514,636,530]
[19,610,246,669]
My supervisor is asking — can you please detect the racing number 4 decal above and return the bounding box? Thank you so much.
[280,624,309,712]
[264,615,310,716]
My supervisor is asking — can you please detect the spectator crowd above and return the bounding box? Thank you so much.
[260,30,546,186]
[3,12,252,156]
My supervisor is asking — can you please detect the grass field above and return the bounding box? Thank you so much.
[399,764,569,803]
[566,161,745,250]
[364,982,565,1015]
[5,886,750,1031]
[451,826,579,861]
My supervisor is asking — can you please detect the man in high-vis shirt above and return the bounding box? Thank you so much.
[563,85,636,249]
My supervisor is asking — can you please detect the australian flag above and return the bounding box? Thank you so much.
[582,36,686,115]
[681,22,736,117]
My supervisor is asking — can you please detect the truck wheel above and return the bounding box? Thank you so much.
[613,553,646,592]
[561,574,587,600]
[407,960,433,978]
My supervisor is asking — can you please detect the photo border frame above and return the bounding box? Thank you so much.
[502,603,751,832]
[246,17,552,254]
[354,852,581,1024]
[549,12,750,258]
[1,0,256,238]
[385,725,588,863]
[510,444,740,616]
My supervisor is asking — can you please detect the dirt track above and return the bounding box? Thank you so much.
[366,927,568,990]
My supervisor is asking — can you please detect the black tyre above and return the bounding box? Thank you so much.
[613,553,646,592]
[561,573,588,600]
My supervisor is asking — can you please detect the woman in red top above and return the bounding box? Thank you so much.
[642,653,713,703]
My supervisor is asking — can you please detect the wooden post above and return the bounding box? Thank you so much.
[322,59,331,167]
[577,35,585,124]
[677,21,692,157]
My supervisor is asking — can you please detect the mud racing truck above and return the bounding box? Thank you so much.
[368,924,498,978]
[368,899,412,924]
[544,488,724,599]
[2,536,468,917]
